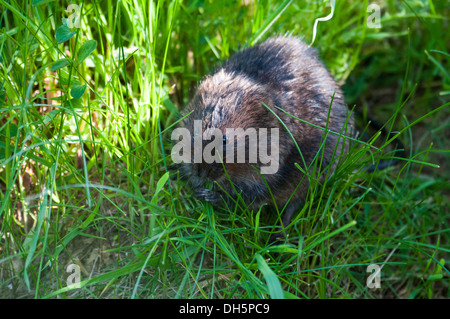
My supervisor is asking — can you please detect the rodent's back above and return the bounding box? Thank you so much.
[222,37,345,110]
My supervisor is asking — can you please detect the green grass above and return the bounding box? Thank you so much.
[0,0,448,298]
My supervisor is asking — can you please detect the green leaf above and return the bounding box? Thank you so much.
[59,73,80,86]
[71,84,87,99]
[425,50,450,80]
[255,253,284,299]
[0,141,52,167]
[163,97,180,117]
[151,171,170,203]
[25,151,53,168]
[0,86,5,107]
[24,181,50,290]
[302,220,357,253]
[32,0,47,6]
[55,25,77,43]
[0,124,18,138]
[42,109,60,125]
[0,143,12,160]
[50,59,72,71]
[77,40,97,65]
[43,260,147,298]
[249,0,294,45]
[63,98,83,108]
[283,291,300,299]
[427,274,443,281]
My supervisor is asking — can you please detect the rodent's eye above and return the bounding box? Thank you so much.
[223,136,227,144]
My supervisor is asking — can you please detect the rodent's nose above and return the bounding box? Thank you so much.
[191,163,211,180]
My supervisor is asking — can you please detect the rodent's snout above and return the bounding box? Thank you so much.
[190,161,223,181]
[190,162,203,178]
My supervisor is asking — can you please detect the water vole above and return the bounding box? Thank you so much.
[173,36,354,240]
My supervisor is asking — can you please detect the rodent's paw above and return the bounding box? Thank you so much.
[194,188,221,204]
[269,227,287,245]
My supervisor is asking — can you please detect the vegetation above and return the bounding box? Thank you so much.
[0,0,448,298]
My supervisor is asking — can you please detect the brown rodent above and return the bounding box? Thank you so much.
[174,36,354,240]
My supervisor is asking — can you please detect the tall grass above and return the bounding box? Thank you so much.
[0,0,448,298]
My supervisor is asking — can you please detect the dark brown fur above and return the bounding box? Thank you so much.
[177,36,354,240]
